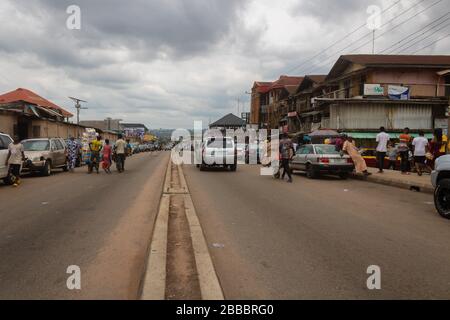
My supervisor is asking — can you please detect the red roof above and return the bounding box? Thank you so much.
[270,75,304,90]
[0,88,73,117]
[253,81,272,94]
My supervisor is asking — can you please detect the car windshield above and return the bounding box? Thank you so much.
[23,140,50,151]
[207,139,233,148]
[314,145,339,155]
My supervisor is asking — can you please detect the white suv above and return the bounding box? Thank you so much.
[0,133,15,184]
[199,137,237,171]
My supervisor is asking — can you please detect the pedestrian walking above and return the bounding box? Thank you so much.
[5,136,25,187]
[66,136,79,172]
[114,134,127,173]
[387,140,398,170]
[375,127,390,173]
[342,136,371,176]
[398,127,412,175]
[88,135,103,174]
[279,133,294,183]
[412,131,429,176]
[102,139,113,174]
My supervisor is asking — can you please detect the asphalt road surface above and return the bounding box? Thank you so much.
[183,164,450,299]
[0,151,168,299]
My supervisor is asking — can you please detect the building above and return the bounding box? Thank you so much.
[0,88,73,140]
[250,55,450,143]
[80,118,122,132]
[287,75,327,134]
[315,55,450,140]
[253,75,304,131]
[250,81,272,126]
[209,113,246,130]
[121,123,149,141]
[0,88,118,141]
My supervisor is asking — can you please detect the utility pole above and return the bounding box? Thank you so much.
[372,30,375,54]
[69,97,88,138]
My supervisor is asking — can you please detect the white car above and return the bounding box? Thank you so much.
[0,133,16,184]
[199,137,237,171]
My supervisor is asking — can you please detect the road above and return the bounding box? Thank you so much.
[2,152,450,300]
[183,164,450,299]
[0,151,168,299]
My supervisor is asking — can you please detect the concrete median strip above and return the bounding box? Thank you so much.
[141,159,224,300]
[141,194,170,300]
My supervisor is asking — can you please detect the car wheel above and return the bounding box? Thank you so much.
[3,172,16,185]
[230,164,237,172]
[200,164,205,171]
[434,178,450,219]
[306,164,317,179]
[42,160,52,176]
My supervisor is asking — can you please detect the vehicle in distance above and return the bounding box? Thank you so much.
[198,137,237,171]
[291,144,354,179]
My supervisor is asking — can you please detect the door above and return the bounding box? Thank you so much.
[17,117,31,141]
[303,145,315,168]
[292,145,313,170]
[445,75,450,97]
[54,140,66,166]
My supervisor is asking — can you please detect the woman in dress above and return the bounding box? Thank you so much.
[102,139,113,174]
[342,136,371,176]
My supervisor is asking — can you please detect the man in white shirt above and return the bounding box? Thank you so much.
[376,127,390,173]
[5,136,25,187]
[114,134,127,173]
[412,131,429,176]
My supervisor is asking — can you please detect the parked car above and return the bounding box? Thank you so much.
[21,138,68,176]
[291,144,354,179]
[0,133,16,185]
[431,155,450,219]
[198,137,237,171]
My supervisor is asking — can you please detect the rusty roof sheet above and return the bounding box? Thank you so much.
[0,88,73,117]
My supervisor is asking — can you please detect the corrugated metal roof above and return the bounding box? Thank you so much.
[327,54,450,82]
[0,88,73,117]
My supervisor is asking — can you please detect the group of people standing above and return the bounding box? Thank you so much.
[66,134,131,175]
[343,126,447,177]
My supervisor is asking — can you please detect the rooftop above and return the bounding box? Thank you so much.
[0,88,73,118]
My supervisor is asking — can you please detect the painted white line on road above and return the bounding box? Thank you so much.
[179,165,224,300]
[141,194,170,300]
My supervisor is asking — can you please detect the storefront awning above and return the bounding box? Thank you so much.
[343,132,434,139]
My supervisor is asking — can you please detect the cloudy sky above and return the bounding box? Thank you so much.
[0,0,449,128]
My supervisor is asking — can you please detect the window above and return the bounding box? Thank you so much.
[0,135,12,150]
[315,145,340,155]
[445,75,450,97]
[207,138,233,148]
[297,145,313,155]
[359,75,366,96]
[32,126,41,138]
[23,140,50,151]
[54,140,64,150]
